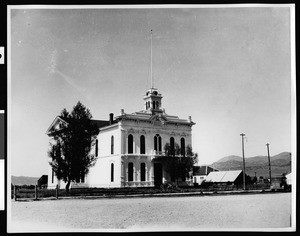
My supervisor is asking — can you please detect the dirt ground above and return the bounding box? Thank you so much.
[8,192,292,232]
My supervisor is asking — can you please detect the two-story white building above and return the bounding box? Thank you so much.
[46,87,195,189]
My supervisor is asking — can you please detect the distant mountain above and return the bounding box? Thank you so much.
[210,152,291,177]
[216,155,242,163]
[11,176,40,186]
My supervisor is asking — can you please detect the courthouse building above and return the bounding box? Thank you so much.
[46,87,195,189]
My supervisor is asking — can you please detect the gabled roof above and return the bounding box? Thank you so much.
[46,116,69,135]
[193,166,218,175]
[205,170,243,183]
[46,116,113,135]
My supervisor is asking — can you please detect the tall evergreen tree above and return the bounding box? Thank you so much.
[48,101,99,192]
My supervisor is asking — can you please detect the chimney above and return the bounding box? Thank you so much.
[109,113,114,125]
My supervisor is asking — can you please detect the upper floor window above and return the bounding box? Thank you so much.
[140,135,145,154]
[152,101,156,109]
[181,137,185,156]
[111,136,114,155]
[128,134,133,154]
[154,134,162,152]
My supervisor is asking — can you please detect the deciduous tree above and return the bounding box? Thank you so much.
[48,101,99,192]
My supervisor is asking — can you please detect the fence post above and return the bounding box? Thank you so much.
[56,184,58,199]
[14,185,17,201]
[35,185,38,200]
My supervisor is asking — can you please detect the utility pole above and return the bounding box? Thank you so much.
[240,133,246,190]
[266,143,272,187]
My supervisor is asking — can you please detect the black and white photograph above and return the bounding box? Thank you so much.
[6,4,295,232]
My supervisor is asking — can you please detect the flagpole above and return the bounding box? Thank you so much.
[150,29,153,89]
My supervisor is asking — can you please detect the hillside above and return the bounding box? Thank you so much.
[11,176,40,186]
[210,152,291,177]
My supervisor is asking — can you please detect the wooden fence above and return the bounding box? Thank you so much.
[11,182,283,201]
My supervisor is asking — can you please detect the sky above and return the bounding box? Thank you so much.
[8,5,294,177]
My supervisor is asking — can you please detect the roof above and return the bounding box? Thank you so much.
[47,116,114,135]
[115,111,195,126]
[205,170,243,183]
[60,116,112,128]
[193,166,218,175]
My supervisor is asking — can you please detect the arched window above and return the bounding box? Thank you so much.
[111,163,114,182]
[52,169,54,183]
[128,162,134,181]
[181,137,185,156]
[95,139,98,157]
[128,134,133,154]
[140,135,145,154]
[111,136,114,155]
[154,134,162,152]
[158,136,162,152]
[170,137,175,156]
[140,163,146,181]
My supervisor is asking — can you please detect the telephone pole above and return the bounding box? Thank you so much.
[266,143,272,187]
[240,133,246,190]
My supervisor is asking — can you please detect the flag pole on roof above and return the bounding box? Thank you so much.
[150,29,153,89]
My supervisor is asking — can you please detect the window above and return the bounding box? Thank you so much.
[52,169,54,183]
[181,138,185,156]
[128,162,134,181]
[170,137,175,155]
[156,101,159,109]
[80,172,85,183]
[158,136,162,152]
[152,101,156,109]
[140,163,146,181]
[128,134,133,154]
[140,135,145,154]
[76,172,85,183]
[111,163,114,182]
[95,139,98,157]
[111,136,114,155]
[154,134,162,152]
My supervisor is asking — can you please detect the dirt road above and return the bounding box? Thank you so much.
[9,192,292,232]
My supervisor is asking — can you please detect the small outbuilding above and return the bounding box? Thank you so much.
[193,165,218,185]
[285,172,292,186]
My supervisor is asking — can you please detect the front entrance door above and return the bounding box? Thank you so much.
[154,163,163,187]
